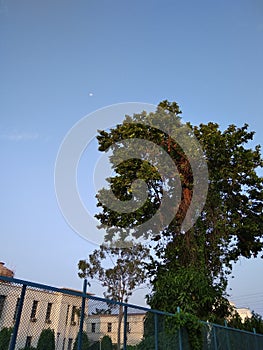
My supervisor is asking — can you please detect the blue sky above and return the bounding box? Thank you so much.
[1,0,263,314]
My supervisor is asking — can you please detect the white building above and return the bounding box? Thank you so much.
[0,281,88,350]
[87,312,145,346]
[229,301,252,322]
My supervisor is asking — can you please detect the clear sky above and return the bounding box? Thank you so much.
[1,0,262,315]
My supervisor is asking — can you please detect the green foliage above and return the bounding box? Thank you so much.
[243,311,263,334]
[78,244,149,303]
[37,329,55,350]
[94,100,263,322]
[167,312,203,350]
[73,331,89,350]
[137,332,178,350]
[140,311,203,350]
[147,266,231,323]
[88,341,99,350]
[0,327,13,350]
[225,310,263,335]
[228,311,244,330]
[101,335,113,350]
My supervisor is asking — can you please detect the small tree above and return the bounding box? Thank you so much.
[73,331,89,350]
[37,329,55,350]
[101,335,113,350]
[78,243,149,350]
[0,327,12,350]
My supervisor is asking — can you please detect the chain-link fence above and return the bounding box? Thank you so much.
[0,276,262,350]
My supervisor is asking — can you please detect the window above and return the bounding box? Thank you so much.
[91,323,96,333]
[45,302,52,322]
[13,298,20,322]
[62,338,66,350]
[70,306,77,325]
[25,336,32,347]
[65,305,70,325]
[0,295,6,320]
[107,322,112,333]
[126,322,130,333]
[30,300,38,320]
[67,338,73,350]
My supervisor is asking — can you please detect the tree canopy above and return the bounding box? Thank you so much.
[93,100,263,320]
[78,243,149,303]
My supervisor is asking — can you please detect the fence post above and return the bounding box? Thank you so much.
[77,278,87,350]
[213,324,218,350]
[224,320,231,350]
[177,307,183,350]
[154,313,158,350]
[123,305,128,350]
[9,284,27,350]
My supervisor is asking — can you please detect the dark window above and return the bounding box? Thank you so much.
[67,338,73,350]
[30,300,38,319]
[62,338,66,350]
[107,322,112,333]
[91,323,96,333]
[127,322,130,333]
[70,306,77,324]
[0,295,6,320]
[65,305,70,325]
[77,307,81,325]
[13,298,20,321]
[45,302,52,321]
[25,336,32,347]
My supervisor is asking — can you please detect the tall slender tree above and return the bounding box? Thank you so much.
[78,243,149,350]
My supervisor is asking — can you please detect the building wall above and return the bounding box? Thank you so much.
[236,307,252,322]
[0,282,88,350]
[87,313,145,346]
[229,301,253,323]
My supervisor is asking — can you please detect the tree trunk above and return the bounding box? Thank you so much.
[117,304,123,350]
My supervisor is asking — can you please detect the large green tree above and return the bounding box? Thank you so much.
[94,101,263,320]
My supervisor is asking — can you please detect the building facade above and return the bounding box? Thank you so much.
[87,312,145,346]
[0,282,88,350]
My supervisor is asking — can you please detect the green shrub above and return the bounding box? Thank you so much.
[37,329,55,350]
[101,335,112,350]
[0,327,13,350]
[73,331,89,350]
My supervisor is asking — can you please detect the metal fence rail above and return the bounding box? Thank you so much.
[0,276,262,350]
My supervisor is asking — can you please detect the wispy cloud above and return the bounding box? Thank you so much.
[0,132,40,142]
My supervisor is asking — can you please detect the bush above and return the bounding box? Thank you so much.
[37,329,55,350]
[88,341,99,350]
[0,327,13,350]
[101,335,112,350]
[73,331,89,350]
